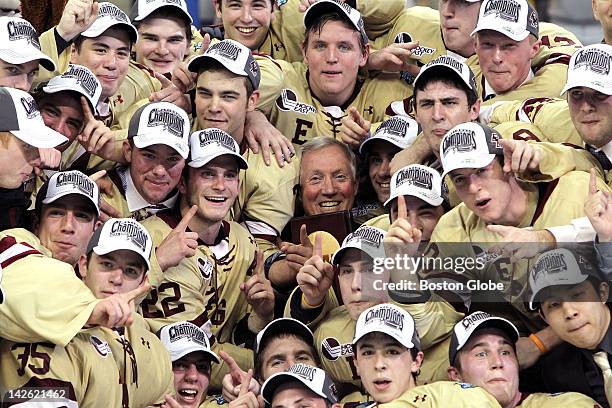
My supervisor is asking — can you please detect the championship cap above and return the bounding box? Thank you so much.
[385,164,444,207]
[42,64,101,113]
[449,311,519,365]
[35,170,100,216]
[86,218,153,270]
[134,0,193,24]
[81,2,138,43]
[303,0,368,45]
[359,116,420,154]
[472,0,539,41]
[188,128,249,170]
[0,87,68,148]
[414,55,478,98]
[440,122,503,178]
[353,303,421,350]
[261,364,338,404]
[561,44,612,96]
[159,321,220,363]
[528,248,601,310]
[128,101,190,159]
[0,16,55,71]
[187,39,260,90]
[255,318,315,354]
[331,225,386,265]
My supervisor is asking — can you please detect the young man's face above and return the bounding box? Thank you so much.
[450,160,519,225]
[475,31,539,94]
[300,144,358,216]
[302,20,368,106]
[541,280,610,350]
[123,143,185,204]
[180,156,240,224]
[354,332,422,403]
[449,329,519,408]
[338,249,381,321]
[593,0,612,39]
[414,80,480,157]
[195,69,258,145]
[172,352,212,408]
[0,134,40,189]
[0,59,39,91]
[36,195,98,266]
[438,0,481,57]
[78,250,147,299]
[271,383,329,408]
[135,17,189,75]
[38,92,85,149]
[390,196,445,241]
[71,28,131,99]
[259,335,317,381]
[367,141,398,204]
[567,87,612,149]
[216,0,274,51]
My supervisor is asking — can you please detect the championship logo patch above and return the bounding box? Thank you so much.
[393,32,435,58]
[98,3,129,22]
[346,227,383,249]
[54,172,96,199]
[275,89,316,114]
[208,41,241,61]
[364,306,405,331]
[442,130,477,155]
[288,364,316,381]
[321,337,353,361]
[378,117,410,138]
[62,65,98,98]
[532,252,568,282]
[90,335,112,357]
[7,20,40,48]
[198,128,236,151]
[109,220,148,252]
[460,311,491,330]
[574,48,611,75]
[147,108,185,138]
[396,167,434,190]
[484,0,521,23]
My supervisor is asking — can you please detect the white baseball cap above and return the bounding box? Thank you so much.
[0,87,68,148]
[81,2,138,43]
[449,311,519,365]
[385,164,444,207]
[359,116,420,155]
[304,0,368,45]
[42,64,101,113]
[128,101,190,159]
[353,303,421,350]
[0,16,55,71]
[472,0,539,42]
[528,248,599,310]
[187,39,261,90]
[561,44,612,96]
[261,364,339,404]
[134,0,193,24]
[35,170,100,216]
[414,55,478,98]
[188,128,249,170]
[86,218,153,270]
[159,321,220,363]
[440,122,503,178]
[331,225,386,265]
[255,318,314,354]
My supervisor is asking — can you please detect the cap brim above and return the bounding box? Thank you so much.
[561,80,612,96]
[11,126,68,149]
[451,317,519,363]
[188,152,249,170]
[359,135,404,155]
[414,65,473,95]
[331,244,373,265]
[92,244,151,270]
[262,372,326,404]
[42,191,100,216]
[171,344,220,364]
[132,134,189,159]
[256,319,314,354]
[135,4,193,24]
[0,47,56,71]
[441,154,496,178]
[187,54,247,79]
[528,274,590,310]
[384,190,443,208]
[471,25,529,42]
[304,0,349,30]
[42,83,97,113]
[82,21,138,43]
[352,325,415,350]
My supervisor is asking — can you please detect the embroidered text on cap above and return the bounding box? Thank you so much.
[109,219,148,252]
[198,128,237,152]
[364,305,405,331]
[7,19,39,48]
[573,48,611,75]
[147,108,185,138]
[169,323,209,346]
[55,172,95,197]
[442,129,477,155]
[484,0,521,23]
[396,167,434,191]
[61,65,98,98]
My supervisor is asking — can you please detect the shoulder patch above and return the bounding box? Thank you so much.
[275,89,316,114]
[394,32,436,58]
[90,335,112,357]
[320,337,354,361]
[198,255,214,280]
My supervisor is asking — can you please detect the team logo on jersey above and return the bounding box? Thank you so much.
[442,130,477,155]
[110,220,148,252]
[484,0,521,23]
[207,41,241,61]
[7,20,40,48]
[275,89,316,114]
[393,32,435,58]
[20,96,39,119]
[98,3,129,22]
[396,167,434,190]
[198,256,213,280]
[90,335,112,357]
[364,306,405,331]
[574,48,611,75]
[62,65,98,98]
[55,172,96,198]
[321,337,353,361]
[532,252,568,281]
[147,108,185,138]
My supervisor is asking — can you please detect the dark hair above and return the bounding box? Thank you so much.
[196,59,255,97]
[303,12,367,55]
[133,6,193,43]
[254,333,320,382]
[413,70,478,111]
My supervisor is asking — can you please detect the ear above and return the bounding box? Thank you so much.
[122,140,133,163]
[469,99,481,121]
[359,43,370,68]
[247,90,260,112]
[411,350,424,374]
[93,219,102,231]
[447,366,462,381]
[77,254,88,279]
[352,355,360,376]
[178,172,188,195]
[599,281,609,303]
[213,0,222,19]
[32,211,41,235]
[302,40,309,65]
[529,38,541,59]
[593,0,601,22]
[70,44,78,64]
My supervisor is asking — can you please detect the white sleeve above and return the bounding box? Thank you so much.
[546,217,597,243]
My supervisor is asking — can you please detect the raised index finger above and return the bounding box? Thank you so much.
[314,232,322,258]
[154,71,173,88]
[219,351,245,383]
[239,369,253,397]
[124,277,152,302]
[589,168,599,196]
[255,250,265,278]
[397,194,408,220]
[175,205,198,232]
[299,224,312,247]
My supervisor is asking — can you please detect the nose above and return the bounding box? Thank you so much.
[208,95,221,112]
[325,46,339,63]
[351,270,362,292]
[60,212,77,233]
[212,174,226,191]
[109,267,124,286]
[562,302,579,319]
[467,174,482,194]
[184,363,199,381]
[322,176,336,195]
[492,47,504,64]
[156,40,169,55]
[13,74,30,92]
[151,162,167,176]
[378,158,391,178]
[103,52,117,69]
[407,211,421,231]
[489,352,504,369]
[240,5,253,23]
[432,102,445,121]
[374,353,387,371]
